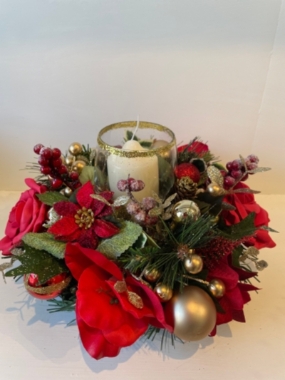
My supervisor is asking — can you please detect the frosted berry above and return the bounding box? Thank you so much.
[247,154,259,164]
[51,178,63,189]
[117,179,128,192]
[52,148,61,159]
[34,144,44,154]
[231,159,242,171]
[40,147,53,159]
[129,179,145,192]
[38,156,50,167]
[246,161,258,171]
[40,166,52,175]
[224,175,235,188]
[231,170,243,180]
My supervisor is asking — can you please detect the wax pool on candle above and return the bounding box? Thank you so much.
[107,140,159,201]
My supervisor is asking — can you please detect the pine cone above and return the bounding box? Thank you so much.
[176,176,198,200]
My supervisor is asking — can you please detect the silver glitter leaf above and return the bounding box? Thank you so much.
[113,195,130,207]
[207,165,224,187]
[90,194,111,207]
[255,260,268,271]
[162,193,177,208]
[232,188,261,194]
[148,207,163,217]
[247,167,271,174]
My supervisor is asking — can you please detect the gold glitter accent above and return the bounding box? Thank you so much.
[97,121,176,158]
[74,207,94,229]
[114,280,127,293]
[113,280,144,309]
[24,275,72,295]
[127,291,143,309]
[207,165,224,187]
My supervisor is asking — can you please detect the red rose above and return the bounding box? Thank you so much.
[223,182,276,249]
[65,243,172,360]
[178,141,209,156]
[0,178,47,255]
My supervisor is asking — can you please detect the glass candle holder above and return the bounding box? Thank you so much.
[97,121,177,201]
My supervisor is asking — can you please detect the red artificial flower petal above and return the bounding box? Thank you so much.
[77,315,121,359]
[93,219,120,238]
[54,201,78,217]
[77,229,99,249]
[76,181,94,209]
[48,216,80,240]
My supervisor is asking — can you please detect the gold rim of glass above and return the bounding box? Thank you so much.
[97,121,176,158]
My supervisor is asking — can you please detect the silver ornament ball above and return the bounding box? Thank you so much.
[172,200,201,224]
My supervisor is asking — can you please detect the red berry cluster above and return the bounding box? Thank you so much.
[33,144,79,190]
[224,155,259,189]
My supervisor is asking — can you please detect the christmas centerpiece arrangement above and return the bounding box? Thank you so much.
[0,121,275,360]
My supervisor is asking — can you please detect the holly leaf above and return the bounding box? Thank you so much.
[5,244,68,284]
[22,233,66,259]
[37,192,68,206]
[219,212,257,240]
[98,221,142,259]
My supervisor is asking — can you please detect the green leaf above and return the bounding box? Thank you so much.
[22,233,66,259]
[219,212,257,240]
[79,166,96,185]
[158,155,175,199]
[5,244,68,284]
[140,139,153,148]
[37,192,68,206]
[98,221,142,259]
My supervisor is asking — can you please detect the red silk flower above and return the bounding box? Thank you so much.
[65,243,172,359]
[222,182,276,249]
[48,181,119,248]
[0,178,47,255]
[178,141,209,156]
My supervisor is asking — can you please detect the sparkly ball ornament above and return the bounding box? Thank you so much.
[154,283,173,302]
[174,163,200,183]
[208,279,226,298]
[24,273,71,300]
[164,286,216,341]
[184,254,204,274]
[144,267,161,283]
[69,142,83,156]
[172,200,201,224]
[207,183,226,197]
[72,160,86,174]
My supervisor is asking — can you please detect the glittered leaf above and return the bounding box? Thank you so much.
[247,166,271,174]
[37,192,68,206]
[5,244,68,284]
[207,165,224,187]
[113,195,130,207]
[22,233,66,259]
[232,188,260,194]
[79,166,96,185]
[162,193,177,208]
[148,207,162,217]
[90,194,111,207]
[114,280,127,293]
[127,291,143,309]
[97,221,142,259]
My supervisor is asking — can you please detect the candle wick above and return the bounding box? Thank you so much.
[131,116,139,140]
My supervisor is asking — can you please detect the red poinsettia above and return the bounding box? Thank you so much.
[48,181,119,248]
[65,243,172,359]
[207,257,258,335]
[178,141,209,156]
[223,182,276,249]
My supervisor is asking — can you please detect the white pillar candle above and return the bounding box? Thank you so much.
[107,140,159,202]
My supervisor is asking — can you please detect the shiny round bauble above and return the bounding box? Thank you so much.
[188,248,196,256]
[65,155,75,166]
[207,183,226,197]
[208,279,226,298]
[69,142,83,156]
[174,163,201,183]
[210,215,219,225]
[164,286,216,341]
[72,160,86,174]
[154,283,173,302]
[24,273,71,300]
[63,187,73,197]
[184,254,203,274]
[144,267,161,283]
[172,200,201,224]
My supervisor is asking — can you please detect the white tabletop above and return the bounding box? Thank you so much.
[0,191,284,380]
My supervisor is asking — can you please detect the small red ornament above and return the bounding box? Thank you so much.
[174,163,200,183]
[24,273,71,300]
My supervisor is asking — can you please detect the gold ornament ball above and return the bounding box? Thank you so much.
[207,183,225,197]
[65,155,75,166]
[154,283,173,302]
[72,160,86,174]
[144,267,161,283]
[63,187,73,197]
[164,286,216,341]
[69,142,83,156]
[172,200,201,224]
[208,279,226,298]
[184,254,203,274]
